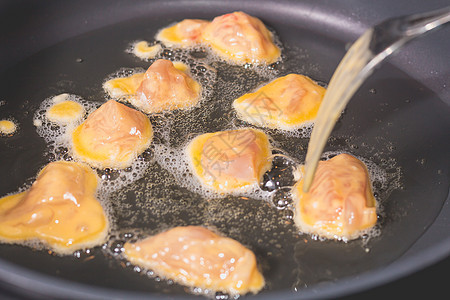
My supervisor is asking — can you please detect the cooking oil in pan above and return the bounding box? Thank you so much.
[2,14,438,298]
[93,51,401,294]
[14,46,401,295]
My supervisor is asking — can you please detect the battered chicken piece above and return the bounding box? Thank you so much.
[132,59,201,113]
[103,61,192,102]
[124,226,265,295]
[292,154,377,240]
[71,100,153,169]
[202,11,281,64]
[0,161,108,254]
[156,19,210,47]
[187,128,272,192]
[233,74,326,130]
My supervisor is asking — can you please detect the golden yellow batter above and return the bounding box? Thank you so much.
[233,74,326,130]
[187,128,272,192]
[103,73,145,99]
[156,19,210,47]
[202,11,280,64]
[0,120,17,135]
[131,41,161,60]
[46,100,85,124]
[0,161,108,254]
[71,100,153,169]
[292,154,377,240]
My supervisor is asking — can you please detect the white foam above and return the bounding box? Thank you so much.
[34,94,98,144]
[96,154,154,194]
[257,122,314,139]
[51,93,70,103]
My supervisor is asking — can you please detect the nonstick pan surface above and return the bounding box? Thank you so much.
[0,0,449,299]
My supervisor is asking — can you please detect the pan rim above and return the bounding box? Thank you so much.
[0,0,449,298]
[0,231,449,299]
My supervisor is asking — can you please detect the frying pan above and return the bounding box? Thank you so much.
[0,0,449,299]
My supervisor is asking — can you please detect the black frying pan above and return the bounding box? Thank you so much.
[0,0,449,299]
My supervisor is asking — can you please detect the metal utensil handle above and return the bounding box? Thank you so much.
[302,7,450,193]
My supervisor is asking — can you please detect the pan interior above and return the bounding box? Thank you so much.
[0,9,449,298]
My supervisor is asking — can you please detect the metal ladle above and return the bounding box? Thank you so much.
[303,6,450,192]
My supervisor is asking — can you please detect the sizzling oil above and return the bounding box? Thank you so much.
[0,12,424,299]
[28,44,401,295]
